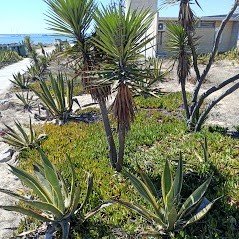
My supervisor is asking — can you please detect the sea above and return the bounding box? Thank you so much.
[0,34,73,45]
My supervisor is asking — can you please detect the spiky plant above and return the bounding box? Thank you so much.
[115,155,217,236]
[0,148,110,239]
[31,73,79,123]
[44,0,117,166]
[24,36,40,70]
[15,91,34,112]
[92,4,154,171]
[1,118,46,151]
[10,72,29,90]
[163,0,239,131]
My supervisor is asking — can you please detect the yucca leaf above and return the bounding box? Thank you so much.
[38,148,65,211]
[162,159,173,205]
[0,205,52,222]
[178,176,212,218]
[123,169,161,215]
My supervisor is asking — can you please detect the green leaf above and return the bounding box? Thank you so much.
[0,205,52,222]
[38,148,65,212]
[173,153,183,204]
[178,176,212,218]
[123,169,160,214]
[185,198,218,226]
[161,159,173,205]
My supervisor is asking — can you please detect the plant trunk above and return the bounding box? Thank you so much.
[60,220,70,239]
[180,81,190,121]
[116,123,126,172]
[98,98,117,168]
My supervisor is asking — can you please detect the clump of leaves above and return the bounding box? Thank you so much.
[31,73,80,124]
[1,118,46,151]
[208,125,228,135]
[15,91,34,112]
[0,148,111,239]
[115,154,217,236]
[10,72,29,90]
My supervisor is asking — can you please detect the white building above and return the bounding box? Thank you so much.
[126,0,239,57]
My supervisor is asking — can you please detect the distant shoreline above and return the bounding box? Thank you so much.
[0,34,72,45]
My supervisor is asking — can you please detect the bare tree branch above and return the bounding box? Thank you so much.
[194,81,239,131]
[190,74,239,121]
[191,0,238,106]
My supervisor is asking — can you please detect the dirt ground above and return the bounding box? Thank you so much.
[160,59,239,129]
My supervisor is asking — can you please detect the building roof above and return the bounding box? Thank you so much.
[159,14,239,22]
[202,14,239,21]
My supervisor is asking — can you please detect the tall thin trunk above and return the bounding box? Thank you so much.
[116,123,126,172]
[180,81,190,120]
[98,98,117,168]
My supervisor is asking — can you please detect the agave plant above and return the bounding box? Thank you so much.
[0,148,111,239]
[1,118,46,151]
[115,155,217,236]
[15,91,34,112]
[31,73,80,123]
[137,57,170,97]
[10,72,29,90]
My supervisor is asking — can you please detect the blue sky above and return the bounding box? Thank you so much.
[0,0,236,34]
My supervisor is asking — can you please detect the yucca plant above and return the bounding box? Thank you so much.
[163,0,239,132]
[138,57,170,97]
[1,118,46,151]
[10,72,29,90]
[115,155,217,236]
[15,91,34,112]
[0,148,110,238]
[92,3,155,171]
[31,73,79,123]
[44,0,117,167]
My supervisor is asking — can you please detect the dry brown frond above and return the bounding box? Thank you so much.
[112,83,136,131]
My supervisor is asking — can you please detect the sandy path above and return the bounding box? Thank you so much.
[161,60,239,129]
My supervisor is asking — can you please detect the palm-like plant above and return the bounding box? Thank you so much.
[92,4,155,171]
[163,0,239,131]
[0,148,110,238]
[44,0,117,166]
[31,73,79,123]
[1,118,46,151]
[15,91,34,112]
[10,72,29,90]
[115,155,216,236]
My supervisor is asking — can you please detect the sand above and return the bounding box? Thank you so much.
[0,55,238,238]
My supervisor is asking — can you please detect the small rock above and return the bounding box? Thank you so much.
[0,148,15,163]
[0,100,10,111]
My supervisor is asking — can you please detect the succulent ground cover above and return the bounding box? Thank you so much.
[15,93,239,239]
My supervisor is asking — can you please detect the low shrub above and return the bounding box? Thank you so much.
[16,93,239,238]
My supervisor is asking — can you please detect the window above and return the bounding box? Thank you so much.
[199,21,215,28]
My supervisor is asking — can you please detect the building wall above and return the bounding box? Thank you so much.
[126,0,158,58]
[157,20,238,56]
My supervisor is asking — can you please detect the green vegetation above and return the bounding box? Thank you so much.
[31,73,80,124]
[0,148,109,239]
[1,118,47,151]
[10,73,29,90]
[198,48,239,65]
[0,49,22,67]
[116,156,215,236]
[14,93,239,238]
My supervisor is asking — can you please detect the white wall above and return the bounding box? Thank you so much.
[126,0,158,58]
